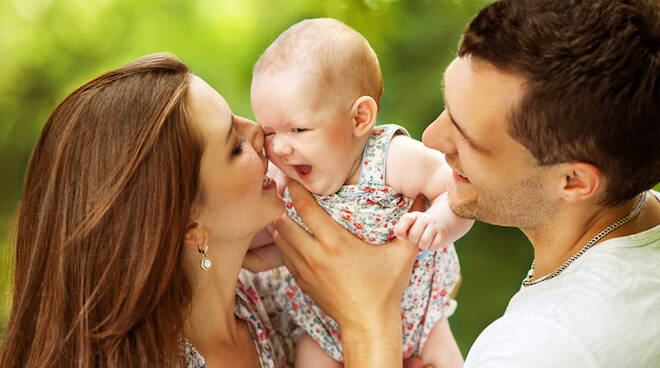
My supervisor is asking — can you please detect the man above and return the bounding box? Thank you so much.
[272,0,660,367]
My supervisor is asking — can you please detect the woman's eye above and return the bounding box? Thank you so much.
[292,128,307,133]
[232,139,245,156]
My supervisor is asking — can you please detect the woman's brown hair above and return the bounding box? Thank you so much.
[0,53,202,367]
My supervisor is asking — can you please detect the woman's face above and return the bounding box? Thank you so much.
[187,75,283,243]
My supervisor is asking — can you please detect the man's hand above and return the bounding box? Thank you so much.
[273,180,419,367]
[273,181,417,327]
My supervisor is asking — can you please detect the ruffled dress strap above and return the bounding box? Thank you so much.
[358,124,411,186]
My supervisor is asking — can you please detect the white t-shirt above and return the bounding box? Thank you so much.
[464,191,660,368]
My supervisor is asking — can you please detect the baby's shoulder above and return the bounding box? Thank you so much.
[385,133,445,172]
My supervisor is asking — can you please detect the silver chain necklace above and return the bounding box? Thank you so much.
[523,191,648,287]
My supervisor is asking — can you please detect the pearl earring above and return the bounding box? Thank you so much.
[198,241,211,271]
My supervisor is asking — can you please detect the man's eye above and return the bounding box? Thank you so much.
[292,128,307,133]
[264,131,275,137]
[232,139,245,155]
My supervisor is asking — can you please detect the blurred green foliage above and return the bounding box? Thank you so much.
[1,0,658,357]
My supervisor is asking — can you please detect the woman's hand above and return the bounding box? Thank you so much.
[273,181,419,367]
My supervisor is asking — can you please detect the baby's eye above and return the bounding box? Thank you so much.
[291,128,307,133]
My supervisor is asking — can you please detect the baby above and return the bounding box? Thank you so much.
[251,19,473,368]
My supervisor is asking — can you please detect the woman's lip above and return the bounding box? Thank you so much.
[453,170,470,183]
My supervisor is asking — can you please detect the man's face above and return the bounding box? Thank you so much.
[422,56,558,228]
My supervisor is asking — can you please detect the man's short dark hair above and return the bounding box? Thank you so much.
[459,0,660,205]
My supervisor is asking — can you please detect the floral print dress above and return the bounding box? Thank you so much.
[181,268,296,367]
[276,124,461,361]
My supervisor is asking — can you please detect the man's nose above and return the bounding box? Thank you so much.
[422,110,457,155]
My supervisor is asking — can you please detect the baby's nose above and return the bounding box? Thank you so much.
[271,136,294,157]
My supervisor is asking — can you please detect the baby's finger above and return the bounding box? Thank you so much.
[407,217,428,245]
[419,227,437,250]
[394,213,416,237]
[429,233,443,250]
[430,228,448,250]
[429,227,448,250]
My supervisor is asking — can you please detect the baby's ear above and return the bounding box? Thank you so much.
[350,96,377,137]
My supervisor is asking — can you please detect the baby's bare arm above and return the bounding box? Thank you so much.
[386,135,450,201]
[386,136,474,249]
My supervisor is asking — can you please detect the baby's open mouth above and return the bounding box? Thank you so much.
[294,164,312,178]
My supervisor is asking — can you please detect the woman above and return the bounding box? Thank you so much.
[0,53,421,367]
[0,54,292,367]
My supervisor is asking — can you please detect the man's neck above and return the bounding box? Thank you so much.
[523,191,660,280]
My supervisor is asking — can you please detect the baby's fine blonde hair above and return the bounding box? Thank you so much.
[253,18,383,110]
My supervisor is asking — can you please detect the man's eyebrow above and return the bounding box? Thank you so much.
[443,95,490,154]
[226,115,235,143]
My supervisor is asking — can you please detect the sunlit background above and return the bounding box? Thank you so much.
[1,0,658,357]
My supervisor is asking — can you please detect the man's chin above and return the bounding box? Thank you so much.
[449,197,478,219]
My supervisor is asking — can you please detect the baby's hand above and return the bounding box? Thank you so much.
[267,161,287,197]
[394,211,448,251]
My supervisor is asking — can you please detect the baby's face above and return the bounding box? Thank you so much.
[251,70,362,195]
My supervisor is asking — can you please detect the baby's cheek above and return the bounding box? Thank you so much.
[263,142,279,161]
[326,126,350,145]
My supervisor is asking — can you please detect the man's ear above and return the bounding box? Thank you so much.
[350,96,377,138]
[184,221,208,247]
[558,162,603,203]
